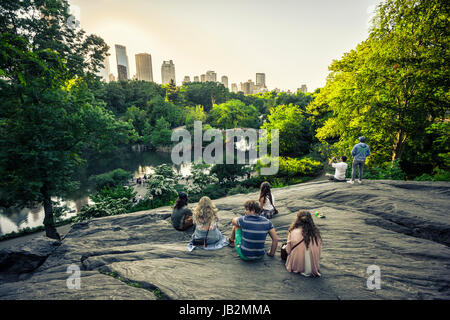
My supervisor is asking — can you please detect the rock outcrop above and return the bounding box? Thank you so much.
[0,180,449,300]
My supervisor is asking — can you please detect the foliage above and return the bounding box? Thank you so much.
[184,163,219,195]
[261,104,313,157]
[179,81,229,112]
[414,168,450,182]
[227,184,258,196]
[209,99,260,129]
[91,185,136,202]
[148,117,173,147]
[310,0,449,174]
[88,169,133,191]
[277,157,323,178]
[185,105,207,130]
[210,159,252,183]
[363,160,406,180]
[153,164,177,180]
[146,174,178,203]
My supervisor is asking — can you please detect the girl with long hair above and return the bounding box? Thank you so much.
[284,210,322,277]
[171,192,193,231]
[188,196,228,251]
[259,182,277,219]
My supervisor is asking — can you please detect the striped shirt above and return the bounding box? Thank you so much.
[237,214,274,257]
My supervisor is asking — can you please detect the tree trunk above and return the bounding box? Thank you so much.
[392,129,406,162]
[41,186,61,240]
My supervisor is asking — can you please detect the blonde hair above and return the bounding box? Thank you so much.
[193,196,219,226]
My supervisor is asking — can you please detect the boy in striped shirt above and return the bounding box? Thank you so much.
[229,200,279,260]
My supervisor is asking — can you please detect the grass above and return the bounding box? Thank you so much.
[99,268,167,300]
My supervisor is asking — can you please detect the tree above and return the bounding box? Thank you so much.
[185,105,207,130]
[262,104,313,158]
[0,0,135,239]
[123,105,148,139]
[310,0,449,173]
[146,96,184,128]
[209,99,260,129]
[179,82,229,112]
[149,117,173,147]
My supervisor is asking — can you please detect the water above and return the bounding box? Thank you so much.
[0,148,191,236]
[0,138,254,236]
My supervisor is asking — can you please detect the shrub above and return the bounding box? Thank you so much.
[89,168,132,191]
[414,168,450,181]
[227,184,258,196]
[363,160,405,180]
[146,174,178,202]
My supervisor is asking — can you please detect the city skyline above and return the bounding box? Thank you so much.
[70,0,382,91]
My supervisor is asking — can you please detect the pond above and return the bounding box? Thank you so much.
[0,147,192,236]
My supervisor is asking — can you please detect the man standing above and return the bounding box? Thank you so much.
[348,137,370,184]
[326,156,348,182]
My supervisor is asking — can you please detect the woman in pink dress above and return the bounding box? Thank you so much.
[285,210,322,277]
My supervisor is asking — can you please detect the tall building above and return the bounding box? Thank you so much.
[161,60,176,84]
[205,70,217,82]
[97,55,110,82]
[221,76,228,88]
[194,76,200,82]
[135,53,153,82]
[115,44,130,81]
[256,73,266,88]
[240,80,255,95]
[200,74,206,82]
[231,83,238,93]
[299,84,308,93]
[109,73,116,82]
[183,76,191,84]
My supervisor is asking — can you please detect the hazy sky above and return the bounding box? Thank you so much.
[70,0,382,92]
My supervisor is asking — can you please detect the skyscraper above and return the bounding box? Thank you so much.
[231,83,238,93]
[200,74,206,82]
[299,84,308,93]
[221,76,228,88]
[240,80,255,95]
[97,55,110,82]
[115,44,130,81]
[161,60,176,84]
[135,53,153,82]
[194,76,200,82]
[256,73,266,88]
[183,76,191,84]
[205,70,217,82]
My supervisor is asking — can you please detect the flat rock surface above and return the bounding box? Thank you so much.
[0,180,449,300]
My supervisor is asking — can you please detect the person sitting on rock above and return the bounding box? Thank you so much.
[284,210,322,277]
[325,156,348,182]
[259,182,278,219]
[187,196,228,251]
[171,192,193,231]
[229,200,278,261]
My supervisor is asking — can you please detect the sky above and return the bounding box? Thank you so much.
[69,0,382,92]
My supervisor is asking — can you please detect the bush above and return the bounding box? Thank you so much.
[363,160,405,180]
[227,184,258,196]
[91,185,136,202]
[153,163,177,180]
[414,168,450,181]
[89,168,132,191]
[278,157,323,177]
[146,174,178,203]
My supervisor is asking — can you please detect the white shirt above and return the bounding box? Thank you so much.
[332,162,348,180]
[262,194,275,210]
